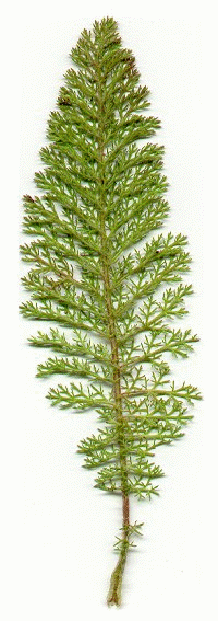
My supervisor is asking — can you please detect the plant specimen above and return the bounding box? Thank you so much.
[20,17,202,607]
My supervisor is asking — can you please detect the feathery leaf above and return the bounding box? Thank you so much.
[20,17,202,607]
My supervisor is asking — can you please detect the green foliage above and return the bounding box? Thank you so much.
[20,17,202,606]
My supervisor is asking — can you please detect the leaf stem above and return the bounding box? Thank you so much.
[96,52,130,607]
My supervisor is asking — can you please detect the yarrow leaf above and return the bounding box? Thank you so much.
[20,17,202,608]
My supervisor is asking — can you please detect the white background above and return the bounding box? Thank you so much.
[1,1,217,619]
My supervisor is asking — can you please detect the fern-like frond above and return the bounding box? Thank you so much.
[21,17,202,607]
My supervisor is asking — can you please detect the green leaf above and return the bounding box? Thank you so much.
[20,16,202,607]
